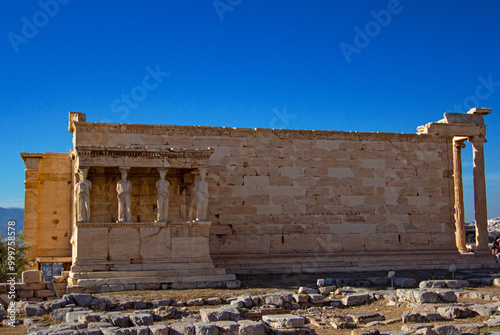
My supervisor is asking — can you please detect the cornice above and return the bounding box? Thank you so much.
[73,121,450,143]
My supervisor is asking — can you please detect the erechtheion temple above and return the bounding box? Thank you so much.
[21,108,494,292]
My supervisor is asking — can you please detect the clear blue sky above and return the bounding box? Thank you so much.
[0,1,498,222]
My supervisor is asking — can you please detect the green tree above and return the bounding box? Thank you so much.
[0,231,32,282]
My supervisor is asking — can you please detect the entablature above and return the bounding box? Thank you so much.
[417,108,491,139]
[73,145,213,170]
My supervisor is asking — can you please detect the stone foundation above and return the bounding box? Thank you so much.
[68,220,236,292]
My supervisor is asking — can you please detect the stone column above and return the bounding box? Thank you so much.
[195,168,209,221]
[75,168,91,223]
[156,167,170,222]
[117,167,132,222]
[188,170,199,221]
[191,168,209,221]
[469,136,489,253]
[452,139,467,253]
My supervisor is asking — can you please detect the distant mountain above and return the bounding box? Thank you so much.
[0,207,24,239]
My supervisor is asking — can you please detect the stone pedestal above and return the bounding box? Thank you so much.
[68,221,236,291]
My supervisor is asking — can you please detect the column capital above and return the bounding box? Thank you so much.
[453,138,467,148]
[74,165,90,175]
[119,167,130,174]
[77,167,89,180]
[76,166,90,173]
[468,135,487,145]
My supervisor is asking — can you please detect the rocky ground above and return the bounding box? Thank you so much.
[2,270,500,335]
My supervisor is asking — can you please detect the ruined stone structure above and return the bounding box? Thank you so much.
[21,109,494,292]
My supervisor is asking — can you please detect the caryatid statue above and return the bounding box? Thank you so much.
[194,168,209,221]
[156,168,170,222]
[76,168,91,222]
[117,168,131,222]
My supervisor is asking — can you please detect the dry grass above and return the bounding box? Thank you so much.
[0,325,27,334]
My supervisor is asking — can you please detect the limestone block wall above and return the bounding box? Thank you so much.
[206,133,455,257]
[72,123,457,270]
[22,152,72,260]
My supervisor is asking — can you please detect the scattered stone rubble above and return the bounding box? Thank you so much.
[3,274,500,334]
[0,270,68,303]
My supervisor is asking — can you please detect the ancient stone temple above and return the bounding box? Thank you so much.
[21,109,494,292]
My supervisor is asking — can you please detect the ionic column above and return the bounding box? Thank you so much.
[469,136,489,253]
[452,139,467,253]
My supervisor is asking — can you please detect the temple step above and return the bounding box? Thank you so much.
[71,267,228,279]
[213,251,496,274]
[71,272,236,289]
